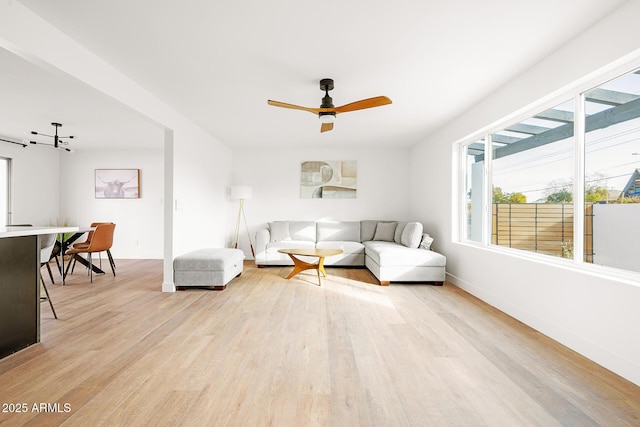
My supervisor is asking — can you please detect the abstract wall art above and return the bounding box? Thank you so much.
[300,160,357,199]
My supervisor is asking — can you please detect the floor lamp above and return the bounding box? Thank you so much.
[231,186,254,257]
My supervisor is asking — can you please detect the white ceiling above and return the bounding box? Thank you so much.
[0,48,163,151]
[0,0,630,151]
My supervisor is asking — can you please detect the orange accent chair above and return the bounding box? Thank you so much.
[65,223,116,282]
[71,221,112,249]
[70,222,115,271]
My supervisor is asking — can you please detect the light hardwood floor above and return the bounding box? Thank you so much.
[1,259,639,426]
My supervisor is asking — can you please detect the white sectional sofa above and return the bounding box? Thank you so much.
[255,220,446,285]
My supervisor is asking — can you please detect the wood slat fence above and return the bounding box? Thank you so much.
[492,203,593,261]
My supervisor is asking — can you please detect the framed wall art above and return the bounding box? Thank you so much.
[300,160,357,199]
[95,169,140,199]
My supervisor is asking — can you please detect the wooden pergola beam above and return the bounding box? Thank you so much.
[476,97,640,161]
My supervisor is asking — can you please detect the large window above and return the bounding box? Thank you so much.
[459,64,640,276]
[584,69,640,272]
[490,101,575,258]
[464,138,485,242]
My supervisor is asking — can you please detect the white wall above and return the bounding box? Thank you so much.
[59,148,164,259]
[230,147,411,258]
[0,143,60,226]
[410,0,640,386]
[172,131,232,257]
[0,2,234,289]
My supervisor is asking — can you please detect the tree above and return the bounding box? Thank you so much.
[546,189,572,203]
[614,195,640,204]
[493,186,527,203]
[544,178,572,203]
[585,186,608,203]
[506,192,527,203]
[544,173,612,203]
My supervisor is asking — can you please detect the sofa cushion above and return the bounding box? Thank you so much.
[266,240,316,254]
[394,221,407,244]
[289,221,317,241]
[373,221,397,241]
[401,222,423,248]
[270,221,291,242]
[316,240,365,254]
[360,220,380,242]
[364,241,446,267]
[317,221,360,242]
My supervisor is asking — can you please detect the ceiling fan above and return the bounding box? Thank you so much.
[29,122,75,152]
[268,78,392,133]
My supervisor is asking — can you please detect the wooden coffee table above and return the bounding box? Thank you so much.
[277,248,343,286]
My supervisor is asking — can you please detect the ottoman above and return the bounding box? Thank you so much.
[173,248,245,290]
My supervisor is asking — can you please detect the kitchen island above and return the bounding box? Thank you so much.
[0,226,78,359]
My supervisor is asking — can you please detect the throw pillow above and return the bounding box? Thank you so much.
[373,222,397,241]
[401,222,423,248]
[270,221,291,242]
[394,222,407,244]
[419,233,434,250]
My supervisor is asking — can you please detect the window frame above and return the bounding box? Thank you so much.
[455,54,640,282]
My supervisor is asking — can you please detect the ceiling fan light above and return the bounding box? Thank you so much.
[319,113,335,123]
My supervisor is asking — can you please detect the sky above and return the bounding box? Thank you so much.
[487,69,640,202]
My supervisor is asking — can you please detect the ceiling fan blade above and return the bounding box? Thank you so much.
[267,100,320,114]
[320,122,334,133]
[334,96,392,114]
